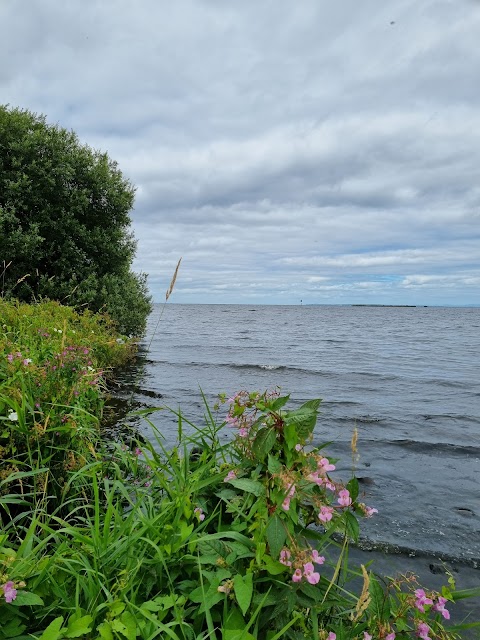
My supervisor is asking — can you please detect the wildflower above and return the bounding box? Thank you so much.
[365,506,378,517]
[433,596,450,619]
[218,579,233,594]
[238,427,249,437]
[364,634,372,640]
[7,354,14,362]
[224,470,237,482]
[295,443,302,451]
[303,562,320,584]
[416,622,431,640]
[327,633,336,640]
[385,633,396,640]
[1,581,17,603]
[337,489,352,507]
[292,569,303,583]
[414,589,433,612]
[311,549,325,565]
[194,507,205,521]
[317,457,336,473]
[116,338,124,344]
[8,411,18,421]
[282,497,291,511]
[279,549,292,566]
[134,447,142,456]
[318,505,334,523]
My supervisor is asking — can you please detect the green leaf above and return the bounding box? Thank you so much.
[252,427,277,461]
[284,422,298,449]
[284,399,321,440]
[64,615,93,638]
[266,514,287,559]
[229,478,265,497]
[233,573,253,616]
[345,511,360,542]
[263,555,287,575]
[38,617,64,640]
[2,619,27,638]
[10,590,44,606]
[97,622,114,640]
[368,575,390,622]
[268,395,290,411]
[267,454,282,474]
[346,477,359,502]
[119,612,137,640]
[224,631,256,640]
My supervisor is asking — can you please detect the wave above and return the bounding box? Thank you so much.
[345,535,480,569]
[385,439,480,457]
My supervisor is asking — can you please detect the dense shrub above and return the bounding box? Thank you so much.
[0,105,152,335]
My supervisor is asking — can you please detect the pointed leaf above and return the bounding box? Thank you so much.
[233,573,253,616]
[266,514,287,559]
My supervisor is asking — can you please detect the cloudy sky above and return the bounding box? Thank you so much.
[2,0,480,305]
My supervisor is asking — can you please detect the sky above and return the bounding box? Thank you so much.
[1,0,480,305]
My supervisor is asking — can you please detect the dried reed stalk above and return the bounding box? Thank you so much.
[165,258,182,301]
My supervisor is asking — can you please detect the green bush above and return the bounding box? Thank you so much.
[0,104,152,336]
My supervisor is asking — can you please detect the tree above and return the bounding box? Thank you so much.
[0,105,151,335]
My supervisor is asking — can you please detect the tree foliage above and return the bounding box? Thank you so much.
[0,105,151,335]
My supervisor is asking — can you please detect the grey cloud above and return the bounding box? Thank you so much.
[1,0,480,304]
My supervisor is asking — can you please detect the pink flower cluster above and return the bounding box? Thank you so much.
[279,548,325,585]
[307,456,336,491]
[414,589,450,620]
[1,581,17,603]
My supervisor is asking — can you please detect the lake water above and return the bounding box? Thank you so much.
[114,304,480,570]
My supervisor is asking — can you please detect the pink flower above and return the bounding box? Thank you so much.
[134,447,142,456]
[364,633,372,640]
[327,633,336,640]
[279,549,292,566]
[317,457,336,473]
[281,497,291,511]
[318,505,334,523]
[385,633,396,640]
[307,472,323,486]
[295,444,302,451]
[194,507,205,521]
[303,562,320,584]
[292,569,303,583]
[433,596,450,619]
[238,427,248,437]
[2,581,17,603]
[337,489,352,507]
[414,589,433,612]
[224,470,237,483]
[311,549,325,565]
[7,354,14,362]
[225,414,238,427]
[416,622,432,640]
[365,506,378,517]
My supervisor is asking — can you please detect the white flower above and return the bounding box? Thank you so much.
[116,338,124,344]
[8,411,18,421]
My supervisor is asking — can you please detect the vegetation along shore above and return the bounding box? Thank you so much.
[0,299,479,639]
